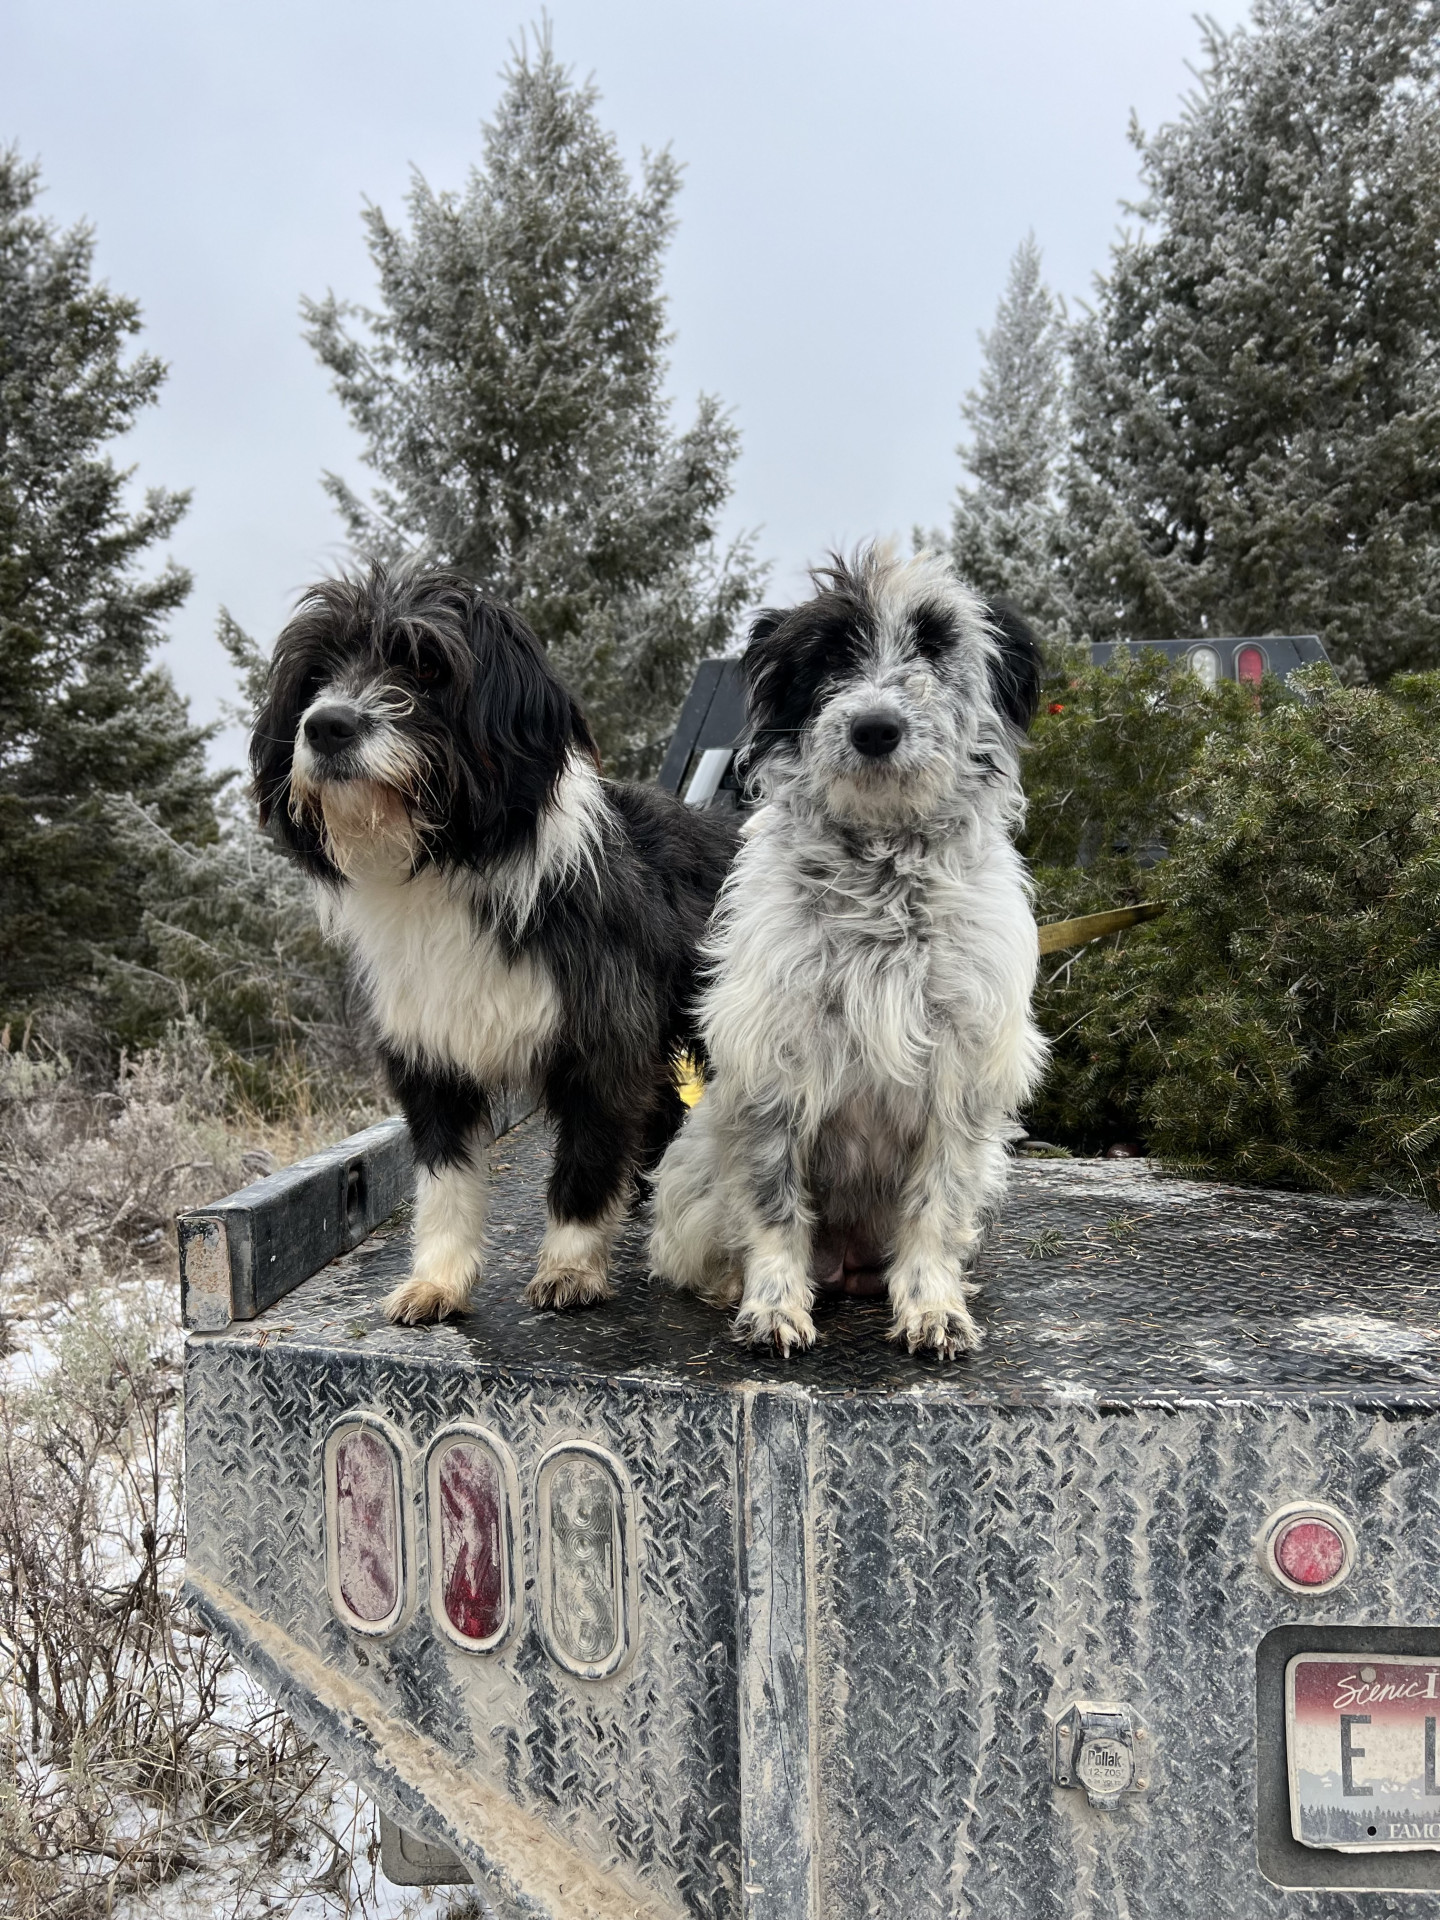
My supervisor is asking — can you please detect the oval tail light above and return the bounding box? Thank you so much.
[426,1428,518,1651]
[1187,645,1221,688]
[325,1419,408,1634]
[536,1443,638,1680]
[1236,643,1267,687]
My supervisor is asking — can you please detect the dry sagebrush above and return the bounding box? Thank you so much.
[0,1024,424,1919]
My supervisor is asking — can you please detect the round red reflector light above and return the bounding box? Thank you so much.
[1274,1518,1347,1588]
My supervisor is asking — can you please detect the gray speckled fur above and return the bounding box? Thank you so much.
[649,550,1047,1360]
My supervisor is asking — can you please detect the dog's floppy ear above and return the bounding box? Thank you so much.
[249,598,343,877]
[984,599,1044,732]
[736,606,794,776]
[459,597,596,841]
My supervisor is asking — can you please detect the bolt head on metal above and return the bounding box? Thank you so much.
[1257,1499,1356,1596]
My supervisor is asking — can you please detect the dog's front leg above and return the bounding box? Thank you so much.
[731,1100,816,1357]
[887,1120,1007,1359]
[527,1068,637,1310]
[381,1055,494,1324]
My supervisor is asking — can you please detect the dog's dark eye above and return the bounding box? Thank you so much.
[911,604,954,662]
[411,650,447,686]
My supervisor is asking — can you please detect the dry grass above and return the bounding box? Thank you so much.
[0,1024,471,1918]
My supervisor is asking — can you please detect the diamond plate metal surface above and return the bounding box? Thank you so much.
[186,1118,1440,1916]
[808,1397,1440,1916]
[187,1342,741,1917]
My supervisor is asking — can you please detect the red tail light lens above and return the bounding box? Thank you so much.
[1258,1500,1356,1595]
[1274,1518,1347,1588]
[436,1439,507,1644]
[1236,644,1266,685]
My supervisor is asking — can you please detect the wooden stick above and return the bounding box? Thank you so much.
[1036,901,1167,955]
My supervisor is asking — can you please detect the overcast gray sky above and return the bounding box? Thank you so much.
[4,0,1248,769]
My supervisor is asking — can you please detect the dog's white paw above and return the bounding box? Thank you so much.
[525,1265,616,1311]
[734,1299,816,1356]
[383,1266,476,1324]
[527,1220,617,1313]
[889,1299,982,1360]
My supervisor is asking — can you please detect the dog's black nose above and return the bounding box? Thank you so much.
[303,705,361,757]
[849,711,905,758]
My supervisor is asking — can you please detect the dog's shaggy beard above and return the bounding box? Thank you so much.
[287,711,431,877]
[294,776,420,877]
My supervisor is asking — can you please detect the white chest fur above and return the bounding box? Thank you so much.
[329,866,559,1088]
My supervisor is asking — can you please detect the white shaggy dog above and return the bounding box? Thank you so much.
[649,547,1048,1360]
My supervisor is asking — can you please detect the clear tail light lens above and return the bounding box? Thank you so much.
[1187,645,1220,687]
[536,1444,635,1678]
[328,1424,403,1629]
[547,1454,620,1664]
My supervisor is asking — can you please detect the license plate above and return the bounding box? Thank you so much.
[1288,1653,1440,1850]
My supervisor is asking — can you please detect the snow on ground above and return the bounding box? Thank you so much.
[108,1780,474,1920]
[0,1081,478,1920]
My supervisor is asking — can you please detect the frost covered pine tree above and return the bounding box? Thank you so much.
[96,612,367,1100]
[0,150,215,1025]
[1065,0,1440,677]
[948,233,1069,639]
[304,29,763,776]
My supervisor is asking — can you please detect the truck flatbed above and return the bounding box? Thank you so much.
[214,1114,1440,1407]
[182,1117,1440,1918]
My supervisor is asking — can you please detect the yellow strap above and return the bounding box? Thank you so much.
[1037,901,1166,954]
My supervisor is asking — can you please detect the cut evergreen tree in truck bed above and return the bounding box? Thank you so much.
[1025,667,1440,1197]
[181,1106,1440,1917]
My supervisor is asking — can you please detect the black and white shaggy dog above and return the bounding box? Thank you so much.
[252,566,738,1325]
[649,546,1049,1360]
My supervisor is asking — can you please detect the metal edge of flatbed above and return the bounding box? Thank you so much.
[176,1093,532,1332]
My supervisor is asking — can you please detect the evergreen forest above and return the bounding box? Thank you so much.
[2,0,1437,1189]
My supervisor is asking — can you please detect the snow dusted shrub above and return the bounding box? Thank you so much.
[0,1289,202,1910]
[0,1020,249,1310]
[0,1024,400,1916]
[0,1289,363,1918]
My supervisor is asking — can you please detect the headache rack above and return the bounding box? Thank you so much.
[657,635,1331,811]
